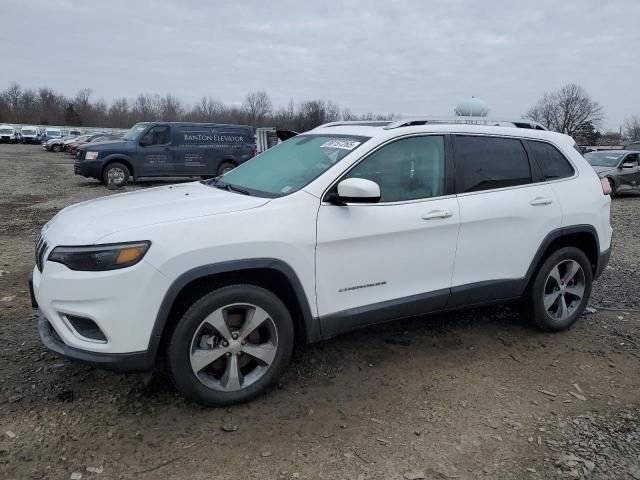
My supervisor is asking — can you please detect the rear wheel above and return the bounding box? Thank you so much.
[167,284,294,406]
[102,162,130,187]
[52,144,61,152]
[527,247,593,332]
[217,161,237,176]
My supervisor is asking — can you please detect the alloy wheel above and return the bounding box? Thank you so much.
[543,259,586,322]
[189,303,278,392]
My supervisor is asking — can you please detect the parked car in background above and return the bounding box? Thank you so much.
[20,126,41,144]
[64,134,92,151]
[585,150,640,195]
[67,129,82,137]
[75,122,255,186]
[66,133,109,156]
[0,124,19,143]
[33,118,612,405]
[40,128,63,144]
[44,135,80,152]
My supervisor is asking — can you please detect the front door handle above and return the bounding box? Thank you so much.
[530,197,553,206]
[422,210,453,220]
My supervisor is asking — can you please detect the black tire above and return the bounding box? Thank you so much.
[102,162,130,187]
[606,177,616,197]
[166,284,294,406]
[52,144,61,153]
[217,161,237,176]
[527,246,593,332]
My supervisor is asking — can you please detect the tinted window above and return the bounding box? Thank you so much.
[345,136,445,202]
[623,153,639,166]
[141,126,170,146]
[525,140,574,180]
[454,136,531,193]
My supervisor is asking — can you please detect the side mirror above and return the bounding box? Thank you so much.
[327,178,381,204]
[621,161,635,169]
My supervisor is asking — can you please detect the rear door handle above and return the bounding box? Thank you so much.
[529,197,553,206]
[422,210,453,220]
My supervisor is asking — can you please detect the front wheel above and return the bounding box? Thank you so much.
[52,144,61,152]
[102,162,130,187]
[527,247,593,332]
[167,284,294,406]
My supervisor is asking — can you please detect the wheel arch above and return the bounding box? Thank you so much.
[102,156,135,179]
[524,225,600,291]
[147,259,318,365]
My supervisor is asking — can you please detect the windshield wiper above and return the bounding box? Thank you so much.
[209,178,251,196]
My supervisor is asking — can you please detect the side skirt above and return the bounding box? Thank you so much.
[318,279,525,340]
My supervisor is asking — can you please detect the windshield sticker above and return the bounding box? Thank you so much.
[606,156,619,159]
[281,185,293,193]
[321,139,361,151]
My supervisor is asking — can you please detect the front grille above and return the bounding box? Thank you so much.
[35,236,49,272]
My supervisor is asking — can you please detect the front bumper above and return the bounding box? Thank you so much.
[38,314,154,372]
[74,160,102,178]
[31,255,170,371]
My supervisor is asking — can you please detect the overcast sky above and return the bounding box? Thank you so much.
[2,0,638,129]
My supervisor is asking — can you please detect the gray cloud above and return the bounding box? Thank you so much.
[2,0,638,129]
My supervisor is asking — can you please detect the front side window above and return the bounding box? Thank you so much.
[216,134,369,197]
[344,136,445,202]
[454,136,531,193]
[623,153,639,166]
[141,126,171,146]
[525,140,575,180]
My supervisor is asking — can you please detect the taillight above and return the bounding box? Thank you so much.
[251,148,257,157]
[601,178,612,195]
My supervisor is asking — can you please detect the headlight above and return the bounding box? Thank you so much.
[48,241,151,271]
[85,151,99,160]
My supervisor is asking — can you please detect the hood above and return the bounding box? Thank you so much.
[591,165,617,176]
[42,181,270,245]
[80,140,130,151]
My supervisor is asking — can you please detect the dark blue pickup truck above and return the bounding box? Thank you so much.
[75,122,256,186]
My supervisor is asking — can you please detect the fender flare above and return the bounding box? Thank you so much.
[146,258,319,362]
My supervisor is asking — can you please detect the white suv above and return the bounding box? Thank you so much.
[31,118,613,405]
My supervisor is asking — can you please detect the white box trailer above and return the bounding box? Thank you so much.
[255,127,298,153]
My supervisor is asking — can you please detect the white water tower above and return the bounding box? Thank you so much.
[454,97,489,117]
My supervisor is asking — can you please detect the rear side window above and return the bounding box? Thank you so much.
[453,136,531,193]
[525,140,575,180]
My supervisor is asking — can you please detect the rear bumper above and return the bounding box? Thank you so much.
[595,248,611,280]
[38,314,154,372]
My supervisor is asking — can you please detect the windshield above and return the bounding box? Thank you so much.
[585,151,623,167]
[22,129,36,135]
[123,123,149,141]
[0,128,13,134]
[215,134,370,197]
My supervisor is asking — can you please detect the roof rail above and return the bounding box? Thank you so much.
[316,120,392,128]
[383,117,548,131]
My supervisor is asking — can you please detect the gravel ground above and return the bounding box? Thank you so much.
[0,144,639,480]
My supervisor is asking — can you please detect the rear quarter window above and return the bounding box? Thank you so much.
[524,140,575,181]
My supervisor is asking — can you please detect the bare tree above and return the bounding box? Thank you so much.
[191,96,224,121]
[243,90,272,125]
[159,94,183,121]
[3,82,22,122]
[623,116,640,142]
[525,84,603,136]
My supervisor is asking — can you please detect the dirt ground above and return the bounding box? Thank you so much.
[0,144,639,480]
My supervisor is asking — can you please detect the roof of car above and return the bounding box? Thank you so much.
[310,121,575,147]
